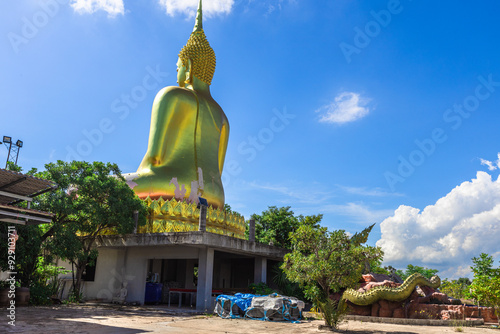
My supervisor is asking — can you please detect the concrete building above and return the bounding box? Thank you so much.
[59,228,287,311]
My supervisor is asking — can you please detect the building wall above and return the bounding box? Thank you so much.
[83,245,200,304]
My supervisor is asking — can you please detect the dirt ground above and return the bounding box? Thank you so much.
[0,305,498,334]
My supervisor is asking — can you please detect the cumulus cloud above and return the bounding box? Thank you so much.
[317,92,371,124]
[71,0,124,17]
[480,153,500,171]
[377,171,500,277]
[159,0,234,17]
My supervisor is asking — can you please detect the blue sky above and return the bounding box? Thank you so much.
[1,0,500,278]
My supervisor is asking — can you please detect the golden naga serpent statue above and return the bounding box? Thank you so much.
[342,273,441,306]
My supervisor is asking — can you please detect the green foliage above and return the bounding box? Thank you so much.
[370,263,398,276]
[248,282,275,295]
[0,224,43,287]
[282,224,382,329]
[30,160,148,301]
[33,257,68,287]
[396,264,439,281]
[272,264,305,300]
[29,281,54,306]
[6,161,22,172]
[468,275,500,319]
[251,206,322,249]
[315,298,348,329]
[64,291,83,304]
[440,278,471,300]
[471,253,494,277]
[467,253,500,321]
[223,203,236,215]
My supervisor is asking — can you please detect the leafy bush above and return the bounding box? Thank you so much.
[29,281,54,306]
[315,298,348,329]
[272,264,305,300]
[29,257,68,306]
[282,224,382,329]
[248,282,275,295]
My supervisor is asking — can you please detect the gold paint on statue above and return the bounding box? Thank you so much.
[127,0,229,209]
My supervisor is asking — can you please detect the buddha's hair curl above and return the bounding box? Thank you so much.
[179,31,216,85]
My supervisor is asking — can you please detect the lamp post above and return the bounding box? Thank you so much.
[2,136,23,169]
[197,197,208,232]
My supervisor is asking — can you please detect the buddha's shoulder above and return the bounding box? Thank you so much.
[154,86,197,102]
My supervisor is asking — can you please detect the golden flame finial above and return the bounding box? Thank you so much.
[179,0,216,85]
[193,0,203,32]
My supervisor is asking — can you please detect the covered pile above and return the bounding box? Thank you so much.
[214,293,304,322]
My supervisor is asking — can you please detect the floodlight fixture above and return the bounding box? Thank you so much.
[2,135,23,168]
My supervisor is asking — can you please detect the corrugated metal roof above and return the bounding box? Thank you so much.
[0,168,57,225]
[0,168,56,205]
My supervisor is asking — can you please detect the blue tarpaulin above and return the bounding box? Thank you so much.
[214,293,304,323]
[214,293,255,318]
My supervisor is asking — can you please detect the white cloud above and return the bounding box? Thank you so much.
[317,92,371,124]
[480,153,500,171]
[71,0,124,18]
[377,171,500,277]
[339,185,404,197]
[159,0,234,17]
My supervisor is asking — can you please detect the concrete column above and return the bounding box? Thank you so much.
[253,257,267,284]
[199,205,207,232]
[133,210,139,234]
[249,219,255,242]
[132,259,149,305]
[196,247,214,311]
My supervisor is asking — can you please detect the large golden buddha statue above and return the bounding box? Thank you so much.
[126,0,229,209]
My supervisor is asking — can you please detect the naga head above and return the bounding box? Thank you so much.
[429,275,441,288]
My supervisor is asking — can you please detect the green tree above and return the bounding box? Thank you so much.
[6,161,22,172]
[396,264,439,281]
[0,224,44,287]
[370,263,398,276]
[251,206,321,249]
[471,253,494,277]
[467,253,500,321]
[31,160,147,300]
[223,203,234,214]
[282,224,383,329]
[440,278,471,300]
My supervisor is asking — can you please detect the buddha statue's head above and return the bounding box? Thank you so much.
[178,0,216,87]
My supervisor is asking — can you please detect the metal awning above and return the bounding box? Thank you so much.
[0,168,57,225]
